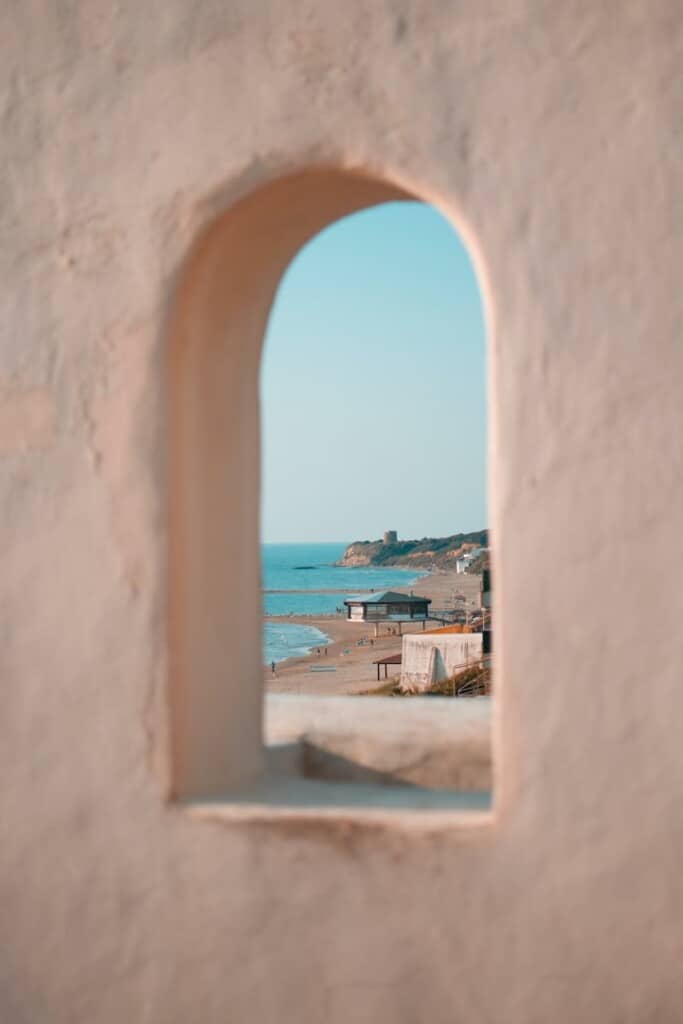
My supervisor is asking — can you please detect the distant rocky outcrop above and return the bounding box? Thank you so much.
[336,530,488,569]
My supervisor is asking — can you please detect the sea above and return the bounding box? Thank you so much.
[262,542,426,664]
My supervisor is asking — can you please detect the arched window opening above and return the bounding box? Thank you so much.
[168,169,493,813]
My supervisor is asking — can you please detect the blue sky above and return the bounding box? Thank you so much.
[260,200,487,544]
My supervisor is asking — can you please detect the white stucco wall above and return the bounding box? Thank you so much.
[401,633,483,690]
[2,3,683,1022]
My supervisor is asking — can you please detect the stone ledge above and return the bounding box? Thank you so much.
[265,694,492,793]
[187,780,492,829]
[180,697,493,827]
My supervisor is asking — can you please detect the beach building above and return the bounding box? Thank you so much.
[344,591,431,635]
[455,546,484,573]
[401,629,484,693]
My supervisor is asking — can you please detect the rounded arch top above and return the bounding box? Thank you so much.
[167,162,492,799]
[168,163,493,371]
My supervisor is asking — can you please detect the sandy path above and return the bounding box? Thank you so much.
[264,570,481,696]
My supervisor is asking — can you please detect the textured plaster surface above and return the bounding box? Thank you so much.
[2,2,683,1022]
[265,695,492,790]
[401,632,484,690]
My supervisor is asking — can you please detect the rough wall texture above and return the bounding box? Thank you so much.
[2,2,683,1022]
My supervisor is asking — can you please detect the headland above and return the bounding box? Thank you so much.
[336,529,488,570]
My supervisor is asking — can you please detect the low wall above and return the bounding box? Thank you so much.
[265,695,492,792]
[401,633,483,692]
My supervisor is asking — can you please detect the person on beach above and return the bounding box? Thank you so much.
[271,661,275,674]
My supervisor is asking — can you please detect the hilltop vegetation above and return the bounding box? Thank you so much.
[336,530,488,569]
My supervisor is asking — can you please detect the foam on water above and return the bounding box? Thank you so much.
[264,622,331,665]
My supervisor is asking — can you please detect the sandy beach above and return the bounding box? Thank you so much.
[264,568,481,696]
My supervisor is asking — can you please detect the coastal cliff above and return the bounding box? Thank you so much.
[336,530,488,569]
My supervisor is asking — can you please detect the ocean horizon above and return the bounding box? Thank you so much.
[262,542,426,664]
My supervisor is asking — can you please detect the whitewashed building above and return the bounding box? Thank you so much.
[455,547,484,573]
[400,632,484,692]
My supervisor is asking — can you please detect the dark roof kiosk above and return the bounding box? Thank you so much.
[343,591,432,636]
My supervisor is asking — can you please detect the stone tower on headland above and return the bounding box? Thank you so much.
[383,530,398,545]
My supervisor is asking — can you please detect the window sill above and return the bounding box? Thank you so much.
[184,696,493,829]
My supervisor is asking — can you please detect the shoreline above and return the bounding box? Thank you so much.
[263,568,482,696]
[265,620,334,666]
